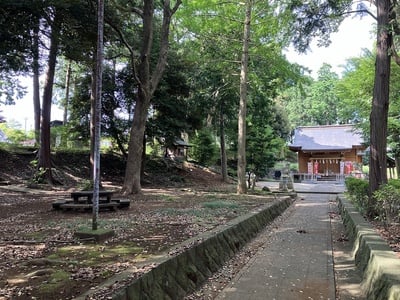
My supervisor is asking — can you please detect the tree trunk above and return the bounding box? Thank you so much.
[38,15,60,184]
[368,0,391,213]
[392,133,400,180]
[122,0,181,195]
[123,94,149,194]
[63,60,72,126]
[237,0,252,194]
[219,99,228,182]
[32,22,41,145]
[122,0,154,195]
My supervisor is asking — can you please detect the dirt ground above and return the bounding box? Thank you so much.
[0,149,399,300]
[1,184,276,300]
[0,149,278,300]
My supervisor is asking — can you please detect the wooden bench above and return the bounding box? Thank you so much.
[112,199,131,209]
[70,190,114,204]
[60,202,119,211]
[52,199,72,210]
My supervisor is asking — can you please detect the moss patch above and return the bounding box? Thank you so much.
[202,200,239,209]
[47,243,143,266]
[37,270,70,295]
[74,227,115,242]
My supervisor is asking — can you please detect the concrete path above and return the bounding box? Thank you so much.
[215,182,347,300]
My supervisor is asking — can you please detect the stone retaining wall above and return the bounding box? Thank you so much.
[338,196,400,300]
[79,195,294,300]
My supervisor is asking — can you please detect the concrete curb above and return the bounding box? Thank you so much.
[338,196,400,300]
[78,195,294,300]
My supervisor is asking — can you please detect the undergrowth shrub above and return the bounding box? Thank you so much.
[373,182,400,226]
[388,179,400,189]
[345,177,369,214]
[191,129,217,166]
[345,177,400,225]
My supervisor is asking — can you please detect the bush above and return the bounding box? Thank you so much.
[388,179,400,189]
[191,129,217,166]
[345,177,369,213]
[373,183,400,226]
[345,177,400,224]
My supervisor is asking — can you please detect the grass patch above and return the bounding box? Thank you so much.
[108,243,143,255]
[47,243,143,266]
[160,194,177,201]
[75,226,113,235]
[38,270,70,294]
[202,200,239,209]
[204,194,227,201]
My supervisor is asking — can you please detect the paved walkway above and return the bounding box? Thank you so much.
[216,182,349,300]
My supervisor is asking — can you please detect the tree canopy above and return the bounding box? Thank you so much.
[1,0,398,205]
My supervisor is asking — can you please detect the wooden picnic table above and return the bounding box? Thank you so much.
[70,190,114,204]
[52,190,130,211]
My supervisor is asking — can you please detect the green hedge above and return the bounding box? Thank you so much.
[345,177,400,224]
[345,177,369,213]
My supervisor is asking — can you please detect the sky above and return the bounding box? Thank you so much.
[285,13,376,78]
[1,79,65,131]
[1,10,376,131]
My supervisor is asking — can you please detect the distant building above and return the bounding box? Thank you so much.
[50,120,64,127]
[289,124,366,181]
[166,139,192,159]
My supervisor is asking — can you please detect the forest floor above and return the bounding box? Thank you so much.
[0,148,399,300]
[0,148,279,300]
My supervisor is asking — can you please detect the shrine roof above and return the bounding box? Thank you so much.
[288,124,365,152]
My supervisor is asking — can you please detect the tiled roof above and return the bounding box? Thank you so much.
[289,125,364,151]
[173,139,192,147]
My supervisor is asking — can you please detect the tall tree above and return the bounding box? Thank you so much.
[38,1,97,184]
[286,1,396,208]
[368,0,390,202]
[237,0,252,194]
[39,10,61,184]
[32,21,41,144]
[308,64,341,125]
[0,0,99,183]
[110,0,182,195]
[147,52,192,154]
[177,0,301,186]
[336,51,374,126]
[63,61,72,125]
[338,48,400,184]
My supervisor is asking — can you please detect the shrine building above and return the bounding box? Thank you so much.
[288,124,366,181]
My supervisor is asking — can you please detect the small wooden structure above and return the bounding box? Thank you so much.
[289,124,366,182]
[166,139,192,159]
[52,190,130,211]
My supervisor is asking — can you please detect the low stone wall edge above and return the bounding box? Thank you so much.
[338,196,400,300]
[78,196,294,300]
